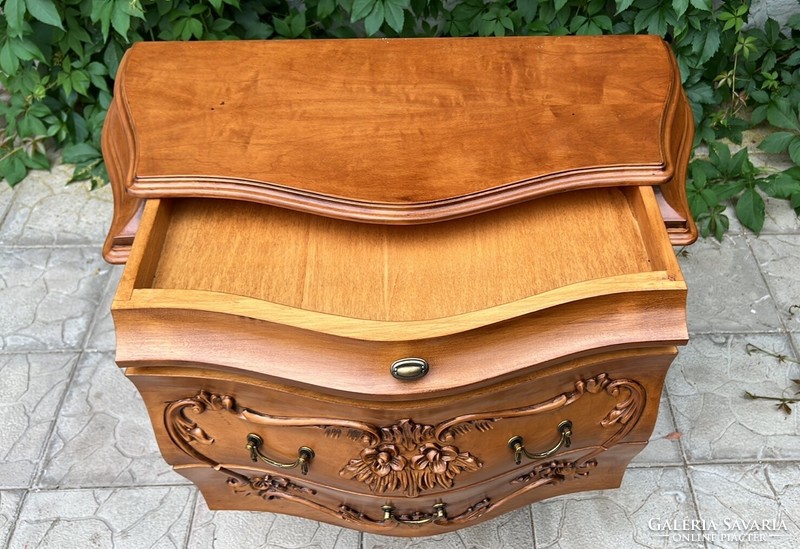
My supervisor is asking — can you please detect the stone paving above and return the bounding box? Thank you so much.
[1,149,799,548]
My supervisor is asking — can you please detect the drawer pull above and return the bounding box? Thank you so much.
[246,433,315,475]
[508,420,572,465]
[381,503,447,524]
[390,358,429,380]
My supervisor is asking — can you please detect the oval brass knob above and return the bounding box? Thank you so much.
[381,502,447,524]
[390,358,429,380]
[508,420,573,465]
[246,433,315,475]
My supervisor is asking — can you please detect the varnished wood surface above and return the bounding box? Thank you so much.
[151,188,655,322]
[112,185,687,397]
[179,442,645,536]
[101,36,697,262]
[126,347,672,535]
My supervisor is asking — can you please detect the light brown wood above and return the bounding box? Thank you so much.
[102,36,696,263]
[126,347,672,536]
[103,38,695,536]
[150,188,653,321]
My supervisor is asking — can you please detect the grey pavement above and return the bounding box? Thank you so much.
[1,142,799,548]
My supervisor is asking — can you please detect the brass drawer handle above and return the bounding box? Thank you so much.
[381,503,447,524]
[508,420,573,465]
[246,433,315,475]
[391,358,429,380]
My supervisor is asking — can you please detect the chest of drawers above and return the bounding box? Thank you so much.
[102,36,696,536]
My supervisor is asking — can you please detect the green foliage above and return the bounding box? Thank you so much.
[687,141,800,239]
[0,0,799,238]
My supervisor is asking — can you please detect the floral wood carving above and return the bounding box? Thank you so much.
[511,459,598,486]
[227,474,316,500]
[164,372,644,503]
[339,419,482,497]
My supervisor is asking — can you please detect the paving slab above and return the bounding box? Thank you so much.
[667,334,800,463]
[0,182,13,228]
[8,486,196,549]
[690,462,800,549]
[760,197,800,235]
[750,235,800,331]
[677,235,782,334]
[0,352,77,489]
[37,351,187,489]
[188,497,361,549]
[629,393,684,467]
[362,506,533,548]
[0,490,23,548]
[531,467,699,549]
[87,265,124,352]
[0,247,110,351]
[0,165,113,246]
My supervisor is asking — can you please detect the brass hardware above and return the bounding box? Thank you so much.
[390,358,429,381]
[508,420,572,465]
[246,433,315,475]
[381,502,448,524]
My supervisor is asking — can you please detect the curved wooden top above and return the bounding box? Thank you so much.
[102,36,696,262]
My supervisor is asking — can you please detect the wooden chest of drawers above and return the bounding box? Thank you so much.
[102,36,696,536]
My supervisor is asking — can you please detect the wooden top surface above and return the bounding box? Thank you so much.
[111,36,685,223]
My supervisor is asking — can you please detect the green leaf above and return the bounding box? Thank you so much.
[364,0,385,35]
[750,89,769,104]
[91,0,114,42]
[792,193,800,215]
[1,154,28,186]
[187,17,204,39]
[0,41,20,76]
[384,0,405,32]
[25,0,64,30]
[70,70,91,95]
[317,0,337,19]
[736,188,765,234]
[111,0,132,39]
[672,0,689,17]
[759,174,800,199]
[767,100,800,131]
[5,0,27,37]
[351,0,376,21]
[517,0,538,22]
[210,18,234,32]
[759,132,795,153]
[689,0,711,11]
[614,0,634,14]
[62,142,101,164]
[290,12,306,37]
[273,16,291,37]
[789,138,800,166]
[699,26,720,64]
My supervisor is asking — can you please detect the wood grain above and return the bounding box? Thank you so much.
[150,187,655,322]
[126,347,673,535]
[102,36,696,262]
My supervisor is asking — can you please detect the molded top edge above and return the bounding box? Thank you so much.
[109,36,682,224]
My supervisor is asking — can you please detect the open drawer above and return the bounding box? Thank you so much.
[112,184,687,399]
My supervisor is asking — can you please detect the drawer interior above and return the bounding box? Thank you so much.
[116,186,683,323]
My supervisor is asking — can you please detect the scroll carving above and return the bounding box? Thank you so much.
[164,372,645,528]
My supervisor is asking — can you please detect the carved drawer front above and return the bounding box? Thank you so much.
[129,347,673,504]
